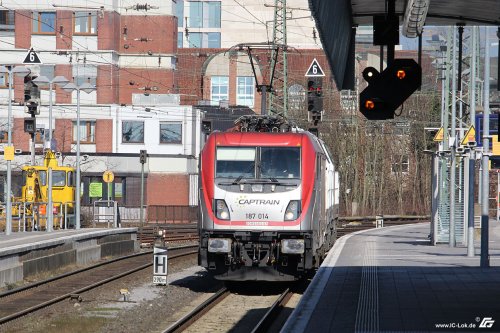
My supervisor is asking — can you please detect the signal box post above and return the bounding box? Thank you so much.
[139,150,147,242]
[24,75,40,165]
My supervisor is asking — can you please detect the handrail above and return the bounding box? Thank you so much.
[92,199,118,228]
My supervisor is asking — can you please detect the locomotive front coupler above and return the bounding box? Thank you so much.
[267,241,278,266]
[224,254,233,266]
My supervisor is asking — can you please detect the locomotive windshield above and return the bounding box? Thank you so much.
[215,147,300,179]
[260,147,300,179]
[216,147,256,178]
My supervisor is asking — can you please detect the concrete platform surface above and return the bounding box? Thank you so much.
[0,228,138,286]
[0,228,138,255]
[283,222,500,333]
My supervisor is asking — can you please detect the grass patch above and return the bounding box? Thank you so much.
[3,282,19,290]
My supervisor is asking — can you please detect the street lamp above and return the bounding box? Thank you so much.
[32,75,69,232]
[62,82,96,229]
[0,65,31,235]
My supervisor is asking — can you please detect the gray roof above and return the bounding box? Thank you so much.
[309,0,500,89]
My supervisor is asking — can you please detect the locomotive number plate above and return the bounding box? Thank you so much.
[245,213,269,220]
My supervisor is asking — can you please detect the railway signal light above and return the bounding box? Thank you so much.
[307,77,323,113]
[202,120,212,134]
[307,77,323,124]
[139,149,147,164]
[24,118,36,134]
[24,75,40,115]
[359,59,421,120]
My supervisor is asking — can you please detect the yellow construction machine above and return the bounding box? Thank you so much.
[1,150,76,231]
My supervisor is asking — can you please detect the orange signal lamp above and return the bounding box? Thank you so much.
[365,100,375,110]
[396,69,406,80]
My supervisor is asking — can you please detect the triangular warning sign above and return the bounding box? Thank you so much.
[305,58,325,77]
[433,127,444,142]
[23,48,42,64]
[460,125,476,146]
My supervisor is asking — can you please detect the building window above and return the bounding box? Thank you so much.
[122,121,144,143]
[391,155,409,173]
[206,2,221,28]
[74,12,97,35]
[237,76,254,107]
[0,10,15,32]
[175,0,184,27]
[160,122,182,144]
[189,1,221,28]
[207,32,220,47]
[188,32,220,48]
[0,72,7,88]
[34,130,45,144]
[0,124,8,143]
[72,120,96,143]
[189,2,203,28]
[178,32,183,48]
[33,12,56,34]
[211,76,228,105]
[72,65,97,86]
[189,33,201,48]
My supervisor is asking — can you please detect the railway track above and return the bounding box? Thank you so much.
[137,217,429,246]
[163,285,300,333]
[0,245,198,325]
[138,223,198,246]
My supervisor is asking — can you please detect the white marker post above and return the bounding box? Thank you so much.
[153,246,168,285]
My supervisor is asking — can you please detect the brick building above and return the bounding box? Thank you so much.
[0,1,331,220]
[0,1,203,214]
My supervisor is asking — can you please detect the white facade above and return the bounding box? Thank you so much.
[176,0,320,49]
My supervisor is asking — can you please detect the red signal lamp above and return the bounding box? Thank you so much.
[365,100,375,110]
[396,69,406,80]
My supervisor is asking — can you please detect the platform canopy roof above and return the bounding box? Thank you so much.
[308,0,500,90]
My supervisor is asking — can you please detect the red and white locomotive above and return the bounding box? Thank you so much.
[198,116,340,281]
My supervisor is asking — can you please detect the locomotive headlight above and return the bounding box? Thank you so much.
[215,199,230,220]
[284,200,300,221]
[208,238,232,253]
[281,239,305,254]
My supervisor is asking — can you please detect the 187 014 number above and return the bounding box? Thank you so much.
[246,213,269,219]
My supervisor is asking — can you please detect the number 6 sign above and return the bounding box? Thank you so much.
[23,48,42,64]
[305,58,325,77]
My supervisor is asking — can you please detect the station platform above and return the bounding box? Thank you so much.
[283,222,500,332]
[0,228,138,287]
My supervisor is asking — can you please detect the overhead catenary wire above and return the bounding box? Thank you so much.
[0,1,322,108]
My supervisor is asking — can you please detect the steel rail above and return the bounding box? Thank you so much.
[162,287,229,333]
[0,244,196,299]
[251,288,293,333]
[0,245,197,325]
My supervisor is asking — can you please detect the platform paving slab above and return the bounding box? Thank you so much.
[283,222,500,332]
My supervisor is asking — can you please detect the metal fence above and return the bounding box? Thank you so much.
[147,205,198,224]
[80,204,198,225]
